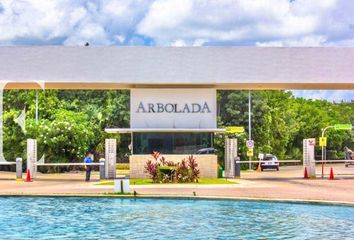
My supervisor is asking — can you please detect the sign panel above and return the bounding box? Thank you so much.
[225,126,245,133]
[334,124,352,130]
[247,148,254,157]
[246,140,254,148]
[308,138,316,146]
[319,137,327,147]
[131,89,217,129]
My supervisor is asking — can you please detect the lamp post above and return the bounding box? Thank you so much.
[248,90,252,170]
[321,126,334,179]
[36,90,38,124]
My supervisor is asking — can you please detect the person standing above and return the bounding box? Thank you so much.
[84,152,93,182]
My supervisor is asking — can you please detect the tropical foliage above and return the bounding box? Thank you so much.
[3,90,129,164]
[217,90,354,162]
[1,89,353,168]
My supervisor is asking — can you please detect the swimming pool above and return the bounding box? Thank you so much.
[0,197,353,239]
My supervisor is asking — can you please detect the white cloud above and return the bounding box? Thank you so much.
[64,23,110,45]
[0,0,353,46]
[0,0,151,45]
[193,38,208,46]
[136,0,354,46]
[171,39,187,47]
[292,90,354,102]
[115,34,125,43]
[68,7,86,27]
[137,0,192,36]
[256,35,327,47]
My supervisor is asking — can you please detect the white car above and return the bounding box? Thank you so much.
[260,154,279,171]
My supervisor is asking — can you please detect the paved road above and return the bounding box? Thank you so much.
[0,164,353,204]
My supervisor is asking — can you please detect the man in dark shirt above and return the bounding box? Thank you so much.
[84,152,93,182]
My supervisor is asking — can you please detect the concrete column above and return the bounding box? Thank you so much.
[105,139,117,179]
[99,158,106,180]
[16,157,23,181]
[27,139,37,179]
[225,138,238,178]
[303,138,316,178]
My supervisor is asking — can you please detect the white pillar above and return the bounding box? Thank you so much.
[0,85,6,162]
[225,138,237,178]
[27,139,37,178]
[303,138,316,178]
[105,139,117,179]
[16,157,23,181]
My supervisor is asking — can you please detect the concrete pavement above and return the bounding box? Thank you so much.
[0,165,353,204]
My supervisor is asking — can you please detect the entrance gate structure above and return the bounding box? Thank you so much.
[303,138,316,178]
[224,138,238,178]
[105,139,117,179]
[0,47,354,180]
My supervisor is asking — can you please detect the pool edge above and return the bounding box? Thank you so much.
[1,193,354,207]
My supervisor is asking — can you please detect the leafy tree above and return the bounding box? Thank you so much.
[1,89,353,172]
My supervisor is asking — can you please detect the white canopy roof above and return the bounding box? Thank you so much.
[0,46,353,89]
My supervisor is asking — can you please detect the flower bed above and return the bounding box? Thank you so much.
[145,151,200,183]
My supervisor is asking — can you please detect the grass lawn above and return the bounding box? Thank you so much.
[97,178,237,186]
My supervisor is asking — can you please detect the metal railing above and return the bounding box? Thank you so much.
[0,162,16,165]
[235,160,301,164]
[35,162,104,166]
[314,160,354,163]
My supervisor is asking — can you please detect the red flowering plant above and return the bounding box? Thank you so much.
[144,151,164,183]
[175,159,189,183]
[187,155,200,182]
[145,159,159,182]
[176,155,200,183]
[144,151,200,183]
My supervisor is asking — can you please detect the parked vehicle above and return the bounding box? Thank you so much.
[195,148,217,154]
[344,147,354,167]
[260,154,279,171]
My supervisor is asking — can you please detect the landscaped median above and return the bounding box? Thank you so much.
[96,178,238,186]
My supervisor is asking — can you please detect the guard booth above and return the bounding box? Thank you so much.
[106,88,223,178]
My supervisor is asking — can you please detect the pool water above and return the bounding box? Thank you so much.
[1,197,354,239]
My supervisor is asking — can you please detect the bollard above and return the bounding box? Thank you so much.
[16,157,23,182]
[114,178,122,193]
[99,158,106,180]
[234,157,241,178]
[114,177,130,193]
[122,178,130,193]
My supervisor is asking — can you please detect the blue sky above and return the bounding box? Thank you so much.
[0,0,353,101]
